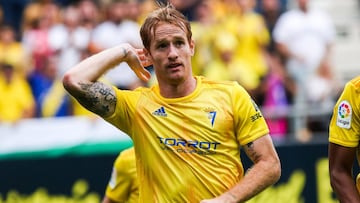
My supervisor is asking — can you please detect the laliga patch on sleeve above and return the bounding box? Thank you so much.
[336,100,352,129]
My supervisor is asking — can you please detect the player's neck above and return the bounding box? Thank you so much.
[159,77,197,98]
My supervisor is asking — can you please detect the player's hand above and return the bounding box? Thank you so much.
[136,48,153,68]
[123,44,151,82]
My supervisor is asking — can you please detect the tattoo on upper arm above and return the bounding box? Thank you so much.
[77,82,116,117]
[244,141,261,163]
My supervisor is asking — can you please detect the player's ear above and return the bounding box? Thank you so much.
[189,39,195,56]
[143,48,153,63]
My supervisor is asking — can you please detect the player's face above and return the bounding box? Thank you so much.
[146,22,194,85]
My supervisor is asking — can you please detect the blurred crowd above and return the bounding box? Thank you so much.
[0,0,345,142]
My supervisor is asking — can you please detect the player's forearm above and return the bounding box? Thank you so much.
[62,44,129,97]
[64,44,129,83]
[223,158,281,202]
[102,196,121,203]
[330,172,360,202]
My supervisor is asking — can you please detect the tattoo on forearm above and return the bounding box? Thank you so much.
[244,142,261,163]
[77,82,116,117]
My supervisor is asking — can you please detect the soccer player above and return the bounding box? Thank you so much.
[329,76,360,202]
[63,3,281,202]
[102,147,138,203]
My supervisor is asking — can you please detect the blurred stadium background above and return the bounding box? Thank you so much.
[0,0,359,202]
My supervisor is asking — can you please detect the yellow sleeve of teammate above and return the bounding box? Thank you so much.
[105,147,138,203]
[329,77,360,147]
[356,173,360,193]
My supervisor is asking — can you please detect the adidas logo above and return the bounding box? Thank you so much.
[152,107,167,117]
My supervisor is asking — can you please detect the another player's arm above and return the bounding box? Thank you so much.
[62,43,151,117]
[329,142,360,202]
[102,196,120,203]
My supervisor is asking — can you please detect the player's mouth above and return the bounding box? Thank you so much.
[167,62,182,69]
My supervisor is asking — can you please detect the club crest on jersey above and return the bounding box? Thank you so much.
[203,107,217,127]
[336,100,352,129]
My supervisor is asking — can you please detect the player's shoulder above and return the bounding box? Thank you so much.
[126,86,153,96]
[349,76,360,87]
[199,76,247,93]
[120,147,135,157]
[116,147,136,164]
[198,76,238,87]
[347,75,360,93]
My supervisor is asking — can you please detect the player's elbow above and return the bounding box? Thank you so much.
[62,71,81,96]
[269,157,281,184]
[329,173,338,191]
[261,154,281,185]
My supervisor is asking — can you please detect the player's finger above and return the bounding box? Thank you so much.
[132,64,151,82]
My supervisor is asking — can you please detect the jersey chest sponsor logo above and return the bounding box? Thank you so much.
[157,136,220,155]
[336,100,352,129]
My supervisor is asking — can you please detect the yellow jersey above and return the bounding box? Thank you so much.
[0,73,35,122]
[329,76,360,193]
[329,76,360,147]
[105,147,139,203]
[104,76,269,202]
[224,12,270,89]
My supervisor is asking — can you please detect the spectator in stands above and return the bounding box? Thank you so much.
[102,147,138,203]
[90,0,144,90]
[227,0,270,96]
[138,0,158,24]
[28,54,72,117]
[0,25,32,76]
[273,0,336,142]
[0,4,3,25]
[0,63,35,123]
[190,0,218,75]
[305,58,342,134]
[329,75,360,202]
[63,4,280,202]
[167,0,201,21]
[22,0,61,33]
[260,57,290,142]
[77,0,102,30]
[256,0,293,141]
[202,30,249,84]
[258,0,284,55]
[0,0,30,40]
[48,4,91,78]
[21,0,59,72]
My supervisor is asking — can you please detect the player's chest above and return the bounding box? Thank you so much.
[137,98,233,130]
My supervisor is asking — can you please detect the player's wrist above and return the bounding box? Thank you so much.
[120,44,137,64]
[222,191,238,203]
